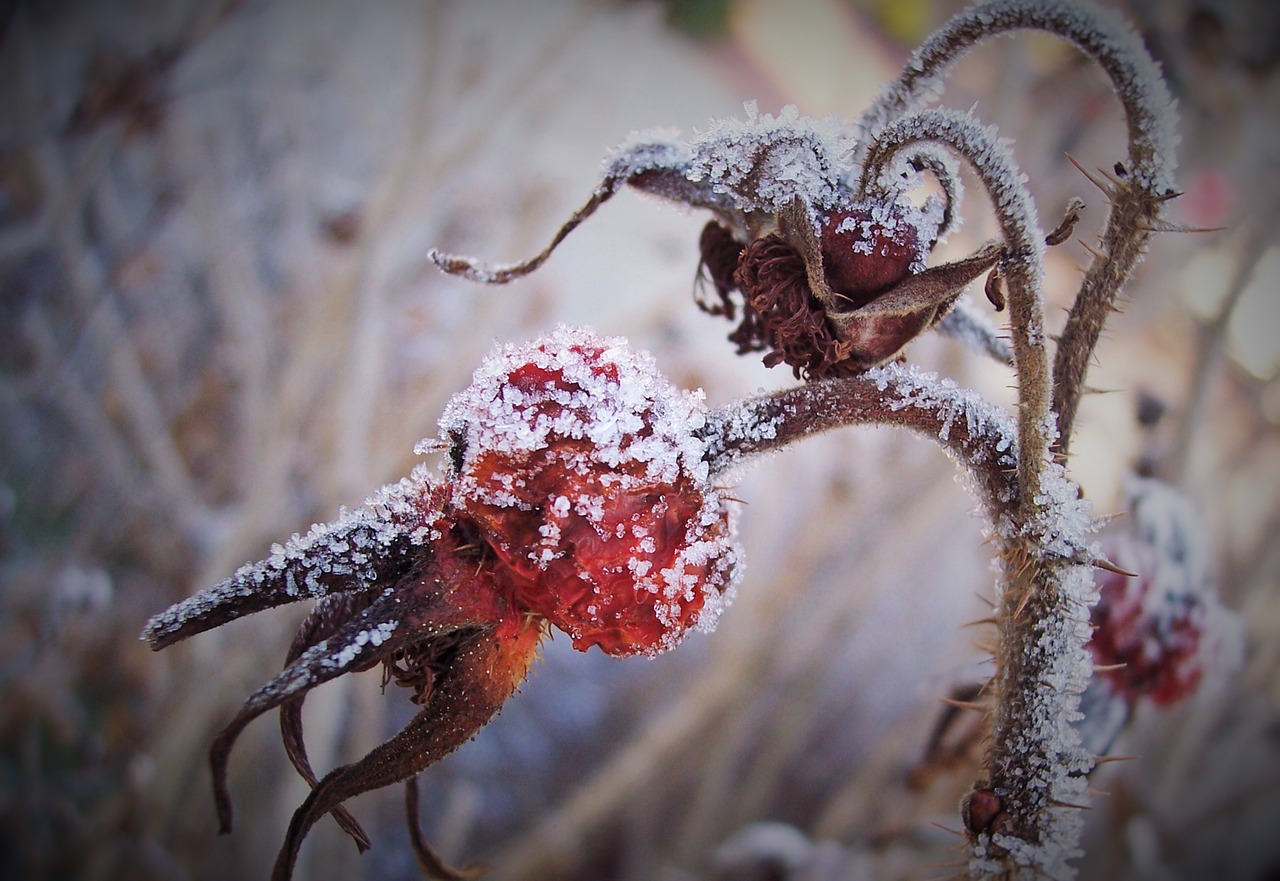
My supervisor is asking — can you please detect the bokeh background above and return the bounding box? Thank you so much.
[1,1,1277,879]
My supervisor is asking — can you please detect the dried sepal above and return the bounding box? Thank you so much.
[271,620,543,881]
[140,497,433,651]
[210,566,490,835]
[280,593,376,850]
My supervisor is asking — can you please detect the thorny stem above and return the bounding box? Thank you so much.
[1050,165,1174,456]
[853,0,1178,192]
[702,364,1020,522]
[850,0,1179,457]
[841,5,1179,876]
[706,366,1101,881]
[859,108,1052,512]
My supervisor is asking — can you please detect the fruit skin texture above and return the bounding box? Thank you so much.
[819,205,922,307]
[441,326,739,657]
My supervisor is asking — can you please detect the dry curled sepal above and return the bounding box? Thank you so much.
[141,476,443,651]
[279,593,378,850]
[271,621,542,881]
[827,242,1003,365]
[210,573,493,837]
[428,104,853,285]
[870,139,967,243]
[429,98,993,378]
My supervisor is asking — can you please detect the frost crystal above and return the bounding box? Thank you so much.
[439,325,741,657]
[685,102,855,215]
[142,470,445,648]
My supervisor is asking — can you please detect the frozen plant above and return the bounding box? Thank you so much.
[146,1,1187,879]
[433,1,1181,877]
[1077,475,1243,757]
[144,327,742,880]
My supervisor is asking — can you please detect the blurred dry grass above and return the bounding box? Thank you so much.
[0,1,1277,880]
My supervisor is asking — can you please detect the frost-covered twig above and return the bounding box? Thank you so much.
[859,108,1052,501]
[702,363,1103,881]
[852,0,1177,191]
[852,0,1179,455]
[702,364,1019,520]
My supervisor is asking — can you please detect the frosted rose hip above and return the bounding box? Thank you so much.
[439,326,739,656]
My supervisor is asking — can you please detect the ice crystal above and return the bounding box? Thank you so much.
[439,325,741,656]
[684,102,856,217]
[142,473,444,649]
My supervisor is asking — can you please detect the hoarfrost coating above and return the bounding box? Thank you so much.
[439,325,741,656]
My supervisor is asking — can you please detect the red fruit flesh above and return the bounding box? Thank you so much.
[819,206,920,306]
[441,327,738,657]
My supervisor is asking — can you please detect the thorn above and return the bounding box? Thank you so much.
[941,697,987,711]
[1077,238,1105,259]
[1013,587,1036,620]
[1092,557,1138,577]
[962,617,999,628]
[1051,799,1093,811]
[1093,754,1141,765]
[1141,220,1225,234]
[1098,165,1124,187]
[1066,153,1114,194]
[1093,662,1127,673]
[929,820,965,838]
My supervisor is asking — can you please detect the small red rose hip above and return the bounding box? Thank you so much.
[819,201,927,306]
[439,326,740,657]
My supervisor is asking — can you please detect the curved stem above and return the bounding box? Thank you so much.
[703,364,1020,523]
[705,369,1101,880]
[853,0,1177,196]
[848,0,1179,457]
[859,108,1051,512]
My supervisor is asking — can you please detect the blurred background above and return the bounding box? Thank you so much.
[1,0,1277,879]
